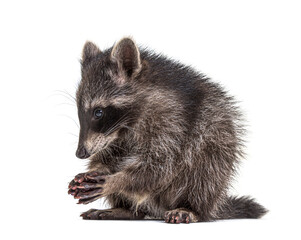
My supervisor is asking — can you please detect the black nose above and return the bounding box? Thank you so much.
[76,146,90,159]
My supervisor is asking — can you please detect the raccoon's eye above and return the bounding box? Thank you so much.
[93,108,103,119]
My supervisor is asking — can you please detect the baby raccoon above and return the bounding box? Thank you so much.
[68,37,267,223]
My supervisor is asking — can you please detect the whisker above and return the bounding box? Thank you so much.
[68,132,78,138]
[105,117,136,137]
[104,122,126,137]
[109,143,127,152]
[58,114,80,129]
[54,90,76,102]
[69,141,78,147]
[55,102,76,107]
[50,92,76,104]
[104,113,131,137]
[119,123,136,133]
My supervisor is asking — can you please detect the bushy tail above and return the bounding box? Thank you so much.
[217,196,268,220]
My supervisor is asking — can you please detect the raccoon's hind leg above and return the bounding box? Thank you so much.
[81,208,145,220]
[80,193,146,220]
[164,208,199,224]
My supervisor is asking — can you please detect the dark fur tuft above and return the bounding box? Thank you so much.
[218,196,268,219]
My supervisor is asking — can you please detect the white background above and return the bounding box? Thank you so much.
[0,0,300,239]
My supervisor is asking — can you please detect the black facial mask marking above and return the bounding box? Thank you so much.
[90,106,128,135]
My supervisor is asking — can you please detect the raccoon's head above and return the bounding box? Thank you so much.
[75,38,142,159]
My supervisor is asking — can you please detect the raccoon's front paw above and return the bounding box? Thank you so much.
[68,171,107,204]
[164,209,199,224]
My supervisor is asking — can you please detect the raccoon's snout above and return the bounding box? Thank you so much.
[76,146,91,159]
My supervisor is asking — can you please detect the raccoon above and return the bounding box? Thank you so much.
[68,37,267,223]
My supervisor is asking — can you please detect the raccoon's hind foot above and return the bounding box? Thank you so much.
[164,208,199,224]
[68,171,106,204]
[81,208,145,220]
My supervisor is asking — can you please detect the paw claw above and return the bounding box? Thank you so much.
[175,216,181,224]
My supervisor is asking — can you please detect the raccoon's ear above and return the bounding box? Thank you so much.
[82,41,101,62]
[111,37,142,80]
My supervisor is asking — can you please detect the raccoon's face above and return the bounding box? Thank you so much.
[75,38,142,159]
